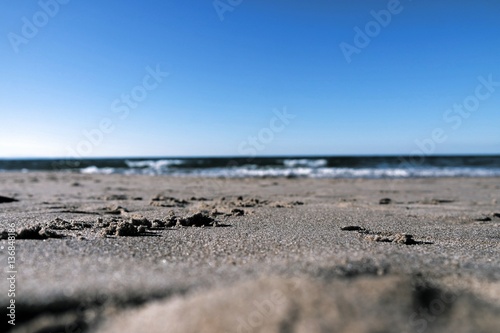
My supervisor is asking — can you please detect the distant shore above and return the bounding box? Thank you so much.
[1,172,499,332]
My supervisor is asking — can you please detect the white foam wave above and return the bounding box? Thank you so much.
[283,159,327,168]
[81,166,116,174]
[79,165,500,178]
[125,159,184,168]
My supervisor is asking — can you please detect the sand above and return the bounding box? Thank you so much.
[0,172,499,332]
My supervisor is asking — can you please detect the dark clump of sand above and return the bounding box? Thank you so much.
[0,173,499,333]
[150,194,188,207]
[0,217,96,240]
[0,210,226,240]
[98,212,223,237]
[47,217,92,230]
[363,232,420,245]
[340,226,428,245]
[177,212,217,227]
[16,225,63,240]
[101,221,140,237]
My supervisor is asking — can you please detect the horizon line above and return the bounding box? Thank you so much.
[1,153,499,160]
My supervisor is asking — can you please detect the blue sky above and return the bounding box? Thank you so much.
[1,0,499,157]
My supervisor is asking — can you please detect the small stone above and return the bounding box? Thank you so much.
[379,198,392,205]
[341,226,365,231]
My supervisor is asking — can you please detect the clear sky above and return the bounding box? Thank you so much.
[1,0,499,157]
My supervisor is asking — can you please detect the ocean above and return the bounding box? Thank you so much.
[1,155,499,178]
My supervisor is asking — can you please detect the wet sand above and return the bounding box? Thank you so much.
[0,172,499,332]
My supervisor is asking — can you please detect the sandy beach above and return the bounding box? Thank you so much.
[1,172,499,332]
